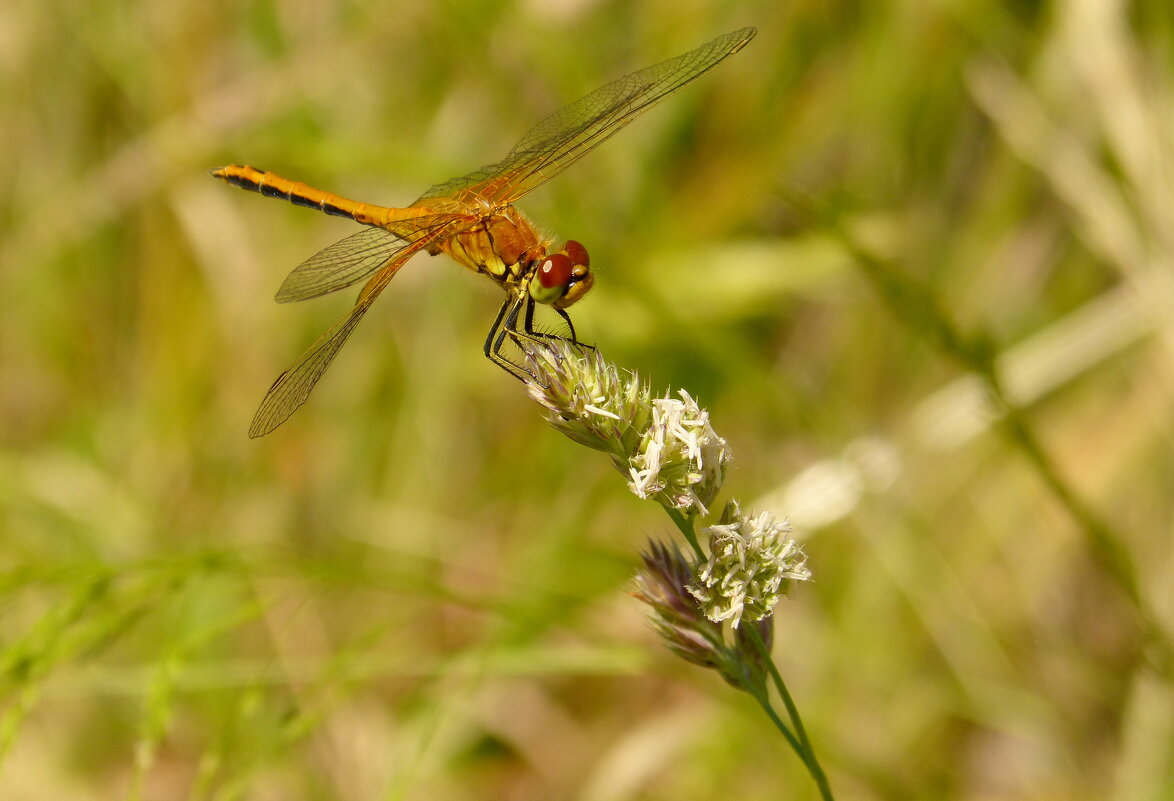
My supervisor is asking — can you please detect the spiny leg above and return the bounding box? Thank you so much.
[483,295,511,361]
[515,303,594,351]
[554,308,594,350]
[484,294,595,382]
[511,295,577,349]
[484,295,532,381]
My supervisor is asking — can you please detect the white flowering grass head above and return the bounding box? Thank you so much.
[631,540,777,690]
[520,339,729,516]
[688,500,812,628]
[628,390,729,515]
[520,338,650,459]
[518,339,828,793]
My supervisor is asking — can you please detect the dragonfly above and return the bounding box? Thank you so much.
[212,26,756,437]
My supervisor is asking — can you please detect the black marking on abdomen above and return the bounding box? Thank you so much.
[225,173,261,192]
[289,193,319,209]
[216,167,357,221]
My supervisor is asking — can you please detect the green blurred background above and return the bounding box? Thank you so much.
[3,0,1174,798]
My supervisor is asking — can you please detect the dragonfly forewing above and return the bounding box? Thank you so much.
[415,27,756,206]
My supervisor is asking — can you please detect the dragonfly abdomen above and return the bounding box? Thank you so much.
[210,164,389,227]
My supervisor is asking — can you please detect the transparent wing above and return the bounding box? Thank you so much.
[249,224,460,437]
[275,214,471,302]
[249,295,375,437]
[415,27,756,206]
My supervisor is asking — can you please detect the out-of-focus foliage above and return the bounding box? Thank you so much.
[2,0,1173,798]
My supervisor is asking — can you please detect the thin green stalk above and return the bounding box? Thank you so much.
[745,624,835,801]
[745,683,808,767]
[665,507,705,563]
[742,679,834,800]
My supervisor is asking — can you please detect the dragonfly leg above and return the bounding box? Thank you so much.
[515,303,594,350]
[485,294,594,382]
[485,295,532,381]
[554,308,594,351]
[515,297,586,349]
[521,294,542,337]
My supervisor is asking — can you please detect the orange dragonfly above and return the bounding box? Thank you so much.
[213,27,756,437]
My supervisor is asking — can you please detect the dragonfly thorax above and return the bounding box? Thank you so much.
[441,205,543,282]
[443,206,593,309]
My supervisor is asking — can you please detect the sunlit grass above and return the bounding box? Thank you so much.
[3,0,1174,799]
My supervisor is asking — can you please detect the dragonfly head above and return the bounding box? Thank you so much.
[529,240,593,309]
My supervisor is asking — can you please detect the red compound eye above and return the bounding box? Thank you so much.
[538,253,573,289]
[563,240,590,267]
